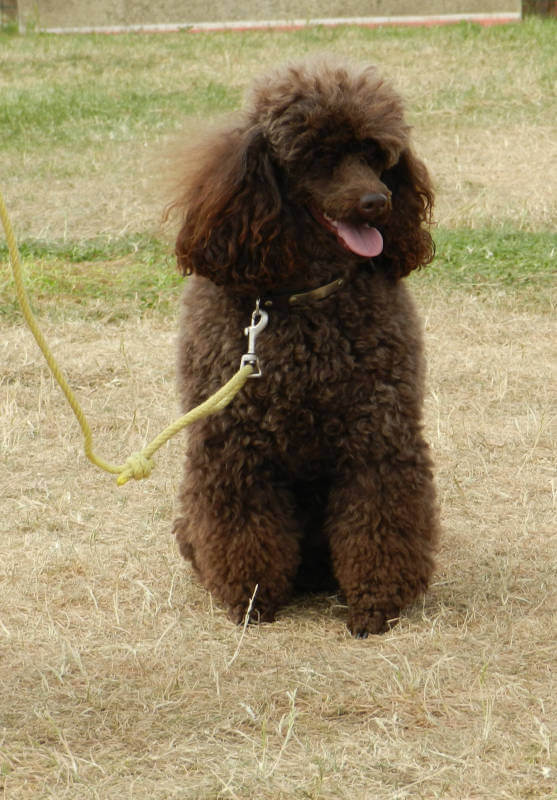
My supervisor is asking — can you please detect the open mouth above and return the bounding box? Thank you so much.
[321,212,384,258]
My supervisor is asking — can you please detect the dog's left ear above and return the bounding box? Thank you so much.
[380,149,435,280]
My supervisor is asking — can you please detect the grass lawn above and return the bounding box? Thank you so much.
[1,17,556,800]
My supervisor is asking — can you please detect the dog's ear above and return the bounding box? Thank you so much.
[380,149,435,280]
[172,124,289,292]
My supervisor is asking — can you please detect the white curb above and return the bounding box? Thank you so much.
[38,12,521,35]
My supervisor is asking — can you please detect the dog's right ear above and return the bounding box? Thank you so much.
[170,124,286,292]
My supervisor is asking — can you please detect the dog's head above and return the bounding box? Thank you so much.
[170,59,434,292]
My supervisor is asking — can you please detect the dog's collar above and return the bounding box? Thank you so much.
[260,276,347,312]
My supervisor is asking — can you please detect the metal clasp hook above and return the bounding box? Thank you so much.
[240,299,269,378]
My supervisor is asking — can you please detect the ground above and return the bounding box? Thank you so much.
[0,19,555,800]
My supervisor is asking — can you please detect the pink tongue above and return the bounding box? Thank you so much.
[336,221,384,257]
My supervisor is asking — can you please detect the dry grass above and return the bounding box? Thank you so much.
[1,19,556,800]
[1,286,555,799]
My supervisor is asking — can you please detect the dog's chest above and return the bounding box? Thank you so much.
[263,307,359,391]
[242,304,377,459]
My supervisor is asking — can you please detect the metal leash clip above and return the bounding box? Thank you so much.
[240,299,269,378]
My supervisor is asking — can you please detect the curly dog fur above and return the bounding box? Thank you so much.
[169,58,440,636]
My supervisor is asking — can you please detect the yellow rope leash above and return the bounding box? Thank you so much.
[0,189,253,485]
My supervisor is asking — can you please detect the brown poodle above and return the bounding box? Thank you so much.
[169,58,440,637]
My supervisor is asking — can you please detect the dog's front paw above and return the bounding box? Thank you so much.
[228,601,277,626]
[348,607,400,638]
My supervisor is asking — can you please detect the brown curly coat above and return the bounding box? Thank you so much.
[169,58,440,636]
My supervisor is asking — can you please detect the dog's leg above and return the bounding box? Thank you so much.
[173,457,301,625]
[325,456,438,636]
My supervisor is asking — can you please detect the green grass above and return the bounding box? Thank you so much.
[2,228,554,322]
[0,234,182,320]
[422,228,556,310]
[0,82,241,148]
[1,18,555,148]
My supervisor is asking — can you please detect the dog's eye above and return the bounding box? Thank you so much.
[360,140,385,171]
[311,145,337,168]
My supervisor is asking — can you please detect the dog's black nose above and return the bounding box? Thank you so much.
[359,193,390,212]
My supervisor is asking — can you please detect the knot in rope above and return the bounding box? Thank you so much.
[117,452,155,486]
